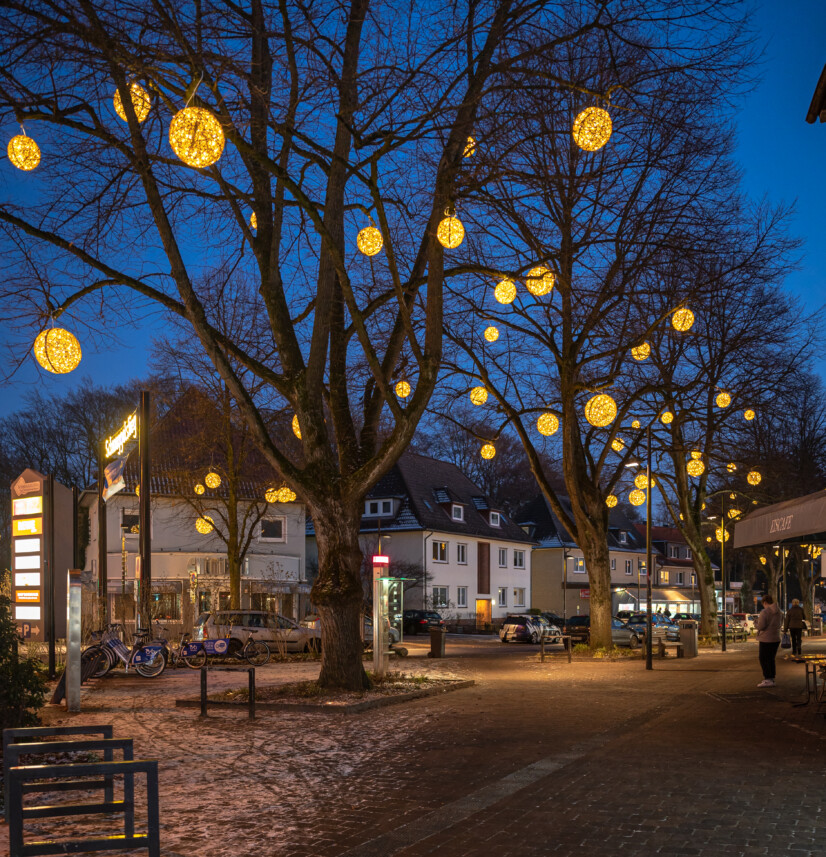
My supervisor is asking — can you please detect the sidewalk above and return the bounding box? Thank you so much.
[3,640,825,856]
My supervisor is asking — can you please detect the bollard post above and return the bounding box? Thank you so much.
[200,666,208,717]
[248,668,256,721]
[66,569,82,712]
[540,635,545,662]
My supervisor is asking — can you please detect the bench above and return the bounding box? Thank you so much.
[656,639,684,658]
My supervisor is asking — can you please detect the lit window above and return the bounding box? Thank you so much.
[457,543,467,564]
[432,541,448,562]
[691,573,696,584]
[260,517,285,541]
[432,586,448,607]
[489,512,501,527]
[513,550,525,569]
[513,587,525,607]
[625,560,632,575]
[121,510,140,535]
[660,570,669,584]
[498,548,507,568]
[457,586,468,608]
[573,558,585,574]
[452,504,464,521]
[498,586,507,607]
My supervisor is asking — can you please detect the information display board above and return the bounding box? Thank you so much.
[10,470,45,641]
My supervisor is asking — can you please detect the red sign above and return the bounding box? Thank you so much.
[580,589,590,599]
[372,555,389,565]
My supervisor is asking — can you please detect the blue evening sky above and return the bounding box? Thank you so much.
[1,1,824,417]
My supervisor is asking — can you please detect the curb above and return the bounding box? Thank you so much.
[174,678,475,714]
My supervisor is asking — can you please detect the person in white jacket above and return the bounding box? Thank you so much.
[755,595,783,688]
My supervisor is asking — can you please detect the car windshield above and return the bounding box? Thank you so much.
[194,612,210,627]
[567,616,589,626]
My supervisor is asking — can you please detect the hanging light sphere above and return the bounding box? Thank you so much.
[715,527,730,543]
[436,215,465,249]
[279,487,297,503]
[729,492,736,500]
[195,515,214,535]
[715,391,731,408]
[194,483,205,495]
[629,489,646,507]
[265,487,279,504]
[113,82,151,123]
[690,450,703,460]
[33,328,82,374]
[634,472,655,490]
[631,419,641,429]
[611,437,625,453]
[250,212,257,230]
[469,386,488,406]
[494,278,517,304]
[572,106,612,151]
[536,412,559,436]
[606,494,618,508]
[357,226,383,256]
[727,462,737,473]
[169,106,225,168]
[744,408,756,421]
[205,471,221,489]
[584,394,617,428]
[679,513,684,521]
[671,308,695,332]
[463,136,476,157]
[484,326,499,342]
[707,536,712,543]
[480,443,496,460]
[525,266,555,297]
[759,555,767,565]
[135,484,140,498]
[727,508,741,519]
[747,470,762,486]
[701,502,706,510]
[292,414,301,439]
[7,134,41,171]
[660,410,674,425]
[631,342,650,361]
[686,459,705,478]
[395,380,411,398]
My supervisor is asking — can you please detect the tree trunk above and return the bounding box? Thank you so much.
[228,553,241,611]
[579,526,612,648]
[693,551,718,637]
[311,500,370,690]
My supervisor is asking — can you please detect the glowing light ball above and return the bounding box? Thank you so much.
[194,483,205,495]
[470,386,488,406]
[265,487,279,503]
[611,437,625,453]
[33,328,82,374]
[395,380,411,398]
[357,226,383,256]
[250,212,257,230]
[525,266,555,297]
[629,489,645,507]
[536,413,559,436]
[747,470,761,486]
[686,459,705,477]
[480,443,496,460]
[671,308,695,332]
[715,391,731,408]
[572,107,612,151]
[631,419,641,429]
[744,409,756,421]
[437,216,464,249]
[584,394,617,427]
[631,343,650,361]
[606,494,618,508]
[292,414,301,439]
[727,509,740,519]
[634,472,655,490]
[205,471,221,489]
[8,134,41,170]
[715,527,729,543]
[114,82,151,122]
[169,106,225,168]
[726,462,737,473]
[759,556,766,565]
[494,278,517,304]
[484,326,499,342]
[195,515,214,534]
[660,411,674,425]
[690,450,702,460]
[464,136,476,157]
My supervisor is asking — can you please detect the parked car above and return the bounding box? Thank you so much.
[671,612,697,623]
[362,615,401,646]
[718,617,748,641]
[731,613,758,634]
[527,614,562,643]
[625,613,680,642]
[195,610,320,653]
[564,615,591,645]
[500,615,544,643]
[541,611,566,629]
[401,609,445,635]
[560,616,642,648]
[615,611,635,622]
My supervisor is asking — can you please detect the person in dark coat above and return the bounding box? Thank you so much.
[784,598,806,656]
[756,595,783,687]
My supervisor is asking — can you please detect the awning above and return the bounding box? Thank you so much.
[733,491,826,549]
[614,587,696,603]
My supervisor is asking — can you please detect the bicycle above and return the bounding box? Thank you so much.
[154,623,207,670]
[84,623,166,678]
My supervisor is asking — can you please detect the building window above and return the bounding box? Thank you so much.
[121,510,140,535]
[457,543,468,565]
[432,586,449,607]
[513,587,525,607]
[513,550,525,569]
[151,590,181,621]
[573,557,585,574]
[670,545,679,558]
[618,531,628,544]
[365,499,393,517]
[489,512,501,527]
[452,504,464,521]
[625,559,632,575]
[611,558,616,571]
[260,517,285,542]
[498,586,507,607]
[457,586,468,608]
[687,549,693,559]
[676,571,684,584]
[498,548,507,568]
[691,573,696,585]
[660,570,669,584]
[432,541,448,563]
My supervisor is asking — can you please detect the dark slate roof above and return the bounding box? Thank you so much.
[806,63,826,124]
[306,452,534,544]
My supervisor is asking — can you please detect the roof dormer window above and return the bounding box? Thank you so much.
[364,499,393,517]
[451,504,464,522]
[489,511,501,527]
[618,531,628,544]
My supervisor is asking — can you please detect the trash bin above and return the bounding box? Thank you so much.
[678,620,698,658]
[428,626,447,658]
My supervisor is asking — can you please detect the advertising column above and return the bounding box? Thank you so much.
[10,470,46,642]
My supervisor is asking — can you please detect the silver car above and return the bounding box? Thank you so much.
[194,611,319,653]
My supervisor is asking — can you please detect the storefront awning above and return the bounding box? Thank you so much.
[614,587,695,604]
[733,490,826,549]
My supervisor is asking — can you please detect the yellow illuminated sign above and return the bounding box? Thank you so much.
[15,590,40,603]
[12,496,42,516]
[105,412,138,458]
[12,518,42,536]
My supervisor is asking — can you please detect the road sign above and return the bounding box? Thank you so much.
[580,589,591,599]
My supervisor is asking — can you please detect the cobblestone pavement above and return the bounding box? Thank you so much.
[3,637,826,856]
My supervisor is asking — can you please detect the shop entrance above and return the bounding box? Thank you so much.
[476,598,492,630]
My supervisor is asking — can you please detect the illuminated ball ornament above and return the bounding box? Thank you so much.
[480,443,496,460]
[686,459,705,478]
[536,412,559,436]
[205,471,221,489]
[470,386,488,406]
[631,343,650,361]
[744,409,756,421]
[671,308,695,332]
[611,437,625,453]
[634,472,655,490]
[747,470,762,486]
[436,213,465,249]
[279,487,297,503]
[484,326,500,343]
[195,515,214,535]
[606,494,618,508]
[33,328,82,374]
[707,536,712,543]
[525,266,555,297]
[8,133,41,171]
[357,226,383,257]
[584,394,617,428]
[727,509,741,520]
[463,136,476,157]
[135,484,140,498]
[395,380,411,398]
[715,391,731,409]
[572,106,612,152]
[250,212,257,230]
[759,556,767,565]
[194,483,205,495]
[715,527,730,543]
[631,419,641,430]
[292,414,301,439]
[660,410,674,425]
[169,106,225,168]
[265,487,279,504]
[727,462,737,473]
[113,82,151,123]
[494,278,517,305]
[690,450,703,460]
[629,489,646,507]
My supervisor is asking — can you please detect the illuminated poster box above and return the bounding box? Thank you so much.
[12,496,43,516]
[14,537,41,554]
[15,605,41,621]
[14,554,40,571]
[12,518,42,537]
[15,590,41,603]
[15,572,41,588]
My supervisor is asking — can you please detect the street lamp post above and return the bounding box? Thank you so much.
[646,425,653,671]
[562,546,569,628]
[720,495,726,653]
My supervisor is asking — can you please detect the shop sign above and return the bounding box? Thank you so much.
[13,518,42,537]
[580,589,590,598]
[105,411,138,459]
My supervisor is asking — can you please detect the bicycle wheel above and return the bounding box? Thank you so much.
[135,650,166,678]
[245,640,270,666]
[84,645,112,678]
[182,646,207,669]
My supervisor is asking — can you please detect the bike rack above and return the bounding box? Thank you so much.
[199,665,256,720]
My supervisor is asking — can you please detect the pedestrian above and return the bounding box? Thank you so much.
[756,594,783,688]
[784,598,806,657]
[664,607,671,618]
